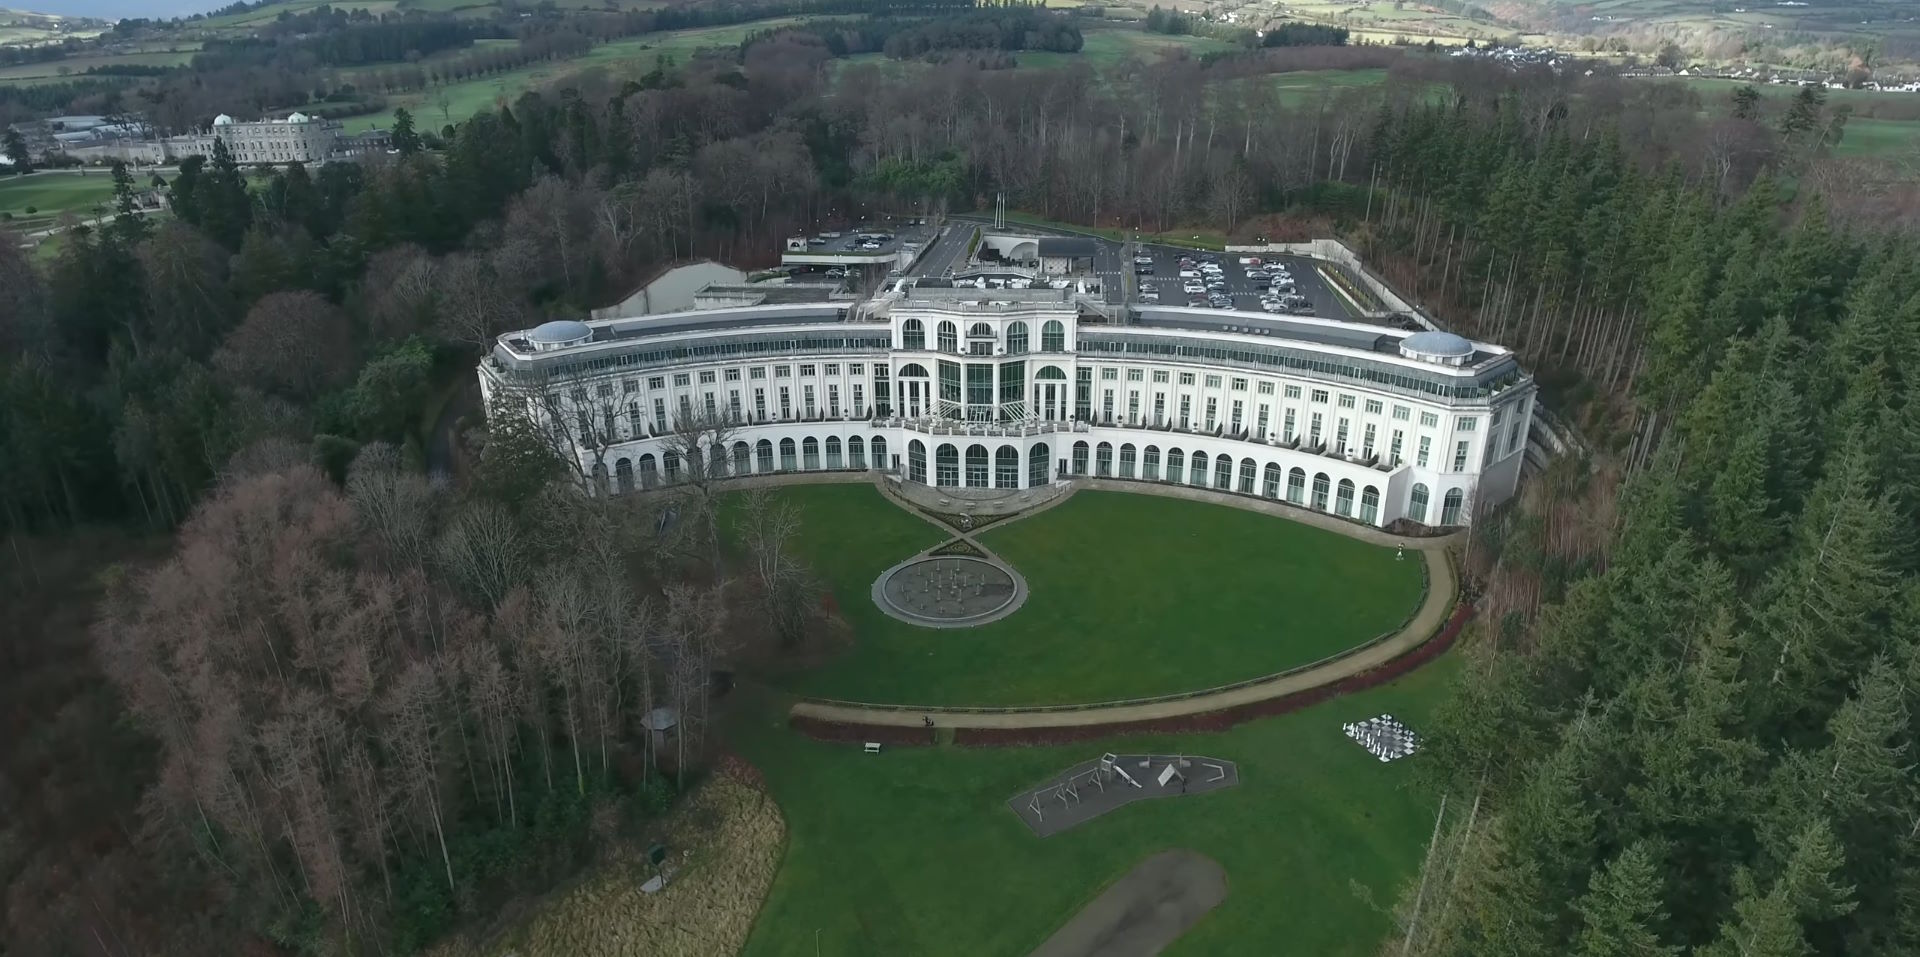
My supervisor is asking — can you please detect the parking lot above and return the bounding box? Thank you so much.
[1130,245,1356,321]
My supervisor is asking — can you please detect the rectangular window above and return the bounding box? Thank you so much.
[673,373,690,387]
[1153,393,1166,424]
[1363,423,1377,459]
[828,385,840,416]
[776,365,792,378]
[1507,414,1524,455]
[1230,400,1243,432]
[1256,405,1269,438]
[849,363,864,375]
[1311,389,1329,404]
[729,390,741,419]
[699,370,716,384]
[623,379,639,394]
[1178,395,1191,430]
[1390,430,1403,467]
[1337,393,1355,409]
[1284,408,1296,441]
[1075,368,1093,420]
[1392,404,1410,421]
[648,376,666,390]
[1456,416,1478,431]
[803,385,816,417]
[1153,370,1170,384]
[750,367,767,380]
[1258,381,1275,395]
[1285,384,1302,399]
[799,364,816,377]
[1335,418,1349,456]
[1179,372,1196,386]
[1310,412,1323,446]
[779,387,792,418]
[724,368,741,382]
[1205,397,1218,431]
[1454,440,1471,472]
[1205,375,1222,388]
[1102,367,1119,381]
[853,383,864,415]
[596,382,613,398]
[1102,389,1115,421]
[1364,399,1382,415]
[1420,411,1439,428]
[753,389,766,420]
[1231,377,1248,392]
[824,363,839,375]
[653,398,667,432]
[704,393,717,417]
[1127,368,1144,382]
[1417,436,1431,468]
[1128,391,1141,424]
[678,395,692,423]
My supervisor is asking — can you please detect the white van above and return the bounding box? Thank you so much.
[1179,268,1201,279]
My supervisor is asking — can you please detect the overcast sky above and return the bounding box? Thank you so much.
[14,0,224,20]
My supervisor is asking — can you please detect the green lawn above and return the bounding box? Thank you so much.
[0,172,119,228]
[734,652,1456,957]
[761,486,1424,707]
[1833,116,1920,159]
[1269,67,1397,106]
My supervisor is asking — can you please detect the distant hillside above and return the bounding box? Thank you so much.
[0,7,113,45]
[1490,0,1920,65]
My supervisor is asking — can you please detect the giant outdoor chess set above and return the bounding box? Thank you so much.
[1008,753,1240,838]
[1343,714,1419,762]
[872,555,1027,628]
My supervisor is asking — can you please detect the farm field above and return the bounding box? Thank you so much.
[341,19,818,132]
[753,485,1423,707]
[1280,0,1510,44]
[733,652,1458,957]
[1833,116,1920,159]
[0,49,195,82]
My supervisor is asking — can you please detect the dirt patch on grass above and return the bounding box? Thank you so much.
[432,759,785,957]
[1029,849,1227,957]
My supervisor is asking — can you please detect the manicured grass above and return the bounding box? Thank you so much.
[1834,116,1920,158]
[1269,67,1396,106]
[733,652,1457,957]
[0,171,119,226]
[763,486,1424,707]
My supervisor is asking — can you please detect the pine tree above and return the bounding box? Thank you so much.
[1573,843,1679,957]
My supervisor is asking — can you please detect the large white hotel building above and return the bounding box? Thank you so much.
[478,277,1535,528]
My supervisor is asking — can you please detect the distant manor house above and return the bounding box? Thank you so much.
[165,113,343,165]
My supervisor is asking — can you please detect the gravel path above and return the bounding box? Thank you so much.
[1028,850,1227,957]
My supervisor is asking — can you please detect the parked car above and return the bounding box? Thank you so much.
[825,267,847,279]
[1183,282,1207,294]
[1179,269,1201,279]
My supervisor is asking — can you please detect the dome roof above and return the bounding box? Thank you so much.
[528,319,593,344]
[212,113,234,126]
[1399,330,1474,360]
[286,111,310,123]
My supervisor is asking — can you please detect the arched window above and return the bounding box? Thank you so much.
[1007,321,1029,354]
[1361,485,1380,524]
[968,321,994,339]
[1029,442,1050,487]
[708,444,726,479]
[1336,478,1355,517]
[1143,445,1161,481]
[1189,450,1208,486]
[663,450,681,483]
[1238,457,1256,494]
[1311,472,1330,510]
[1214,453,1233,489]
[1263,463,1282,498]
[1441,487,1465,525]
[1287,467,1306,504]
[615,457,634,494]
[1071,441,1090,475]
[639,453,659,488]
[871,436,888,469]
[907,440,927,483]
[1119,444,1137,479]
[1035,365,1068,380]
[779,438,797,471]
[995,445,1019,489]
[1042,320,1066,351]
[848,435,866,469]
[755,441,773,473]
[898,363,930,377]
[1165,447,1182,482]
[825,436,843,469]
[802,437,820,470]
[935,443,960,486]
[1096,442,1114,477]
[902,318,925,351]
[965,444,989,487]
[732,441,751,474]
[937,321,958,353]
[1409,483,1429,523]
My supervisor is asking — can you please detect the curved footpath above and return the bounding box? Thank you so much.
[789,477,1470,744]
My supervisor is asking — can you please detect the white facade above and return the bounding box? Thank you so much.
[166,113,343,165]
[478,287,1535,528]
